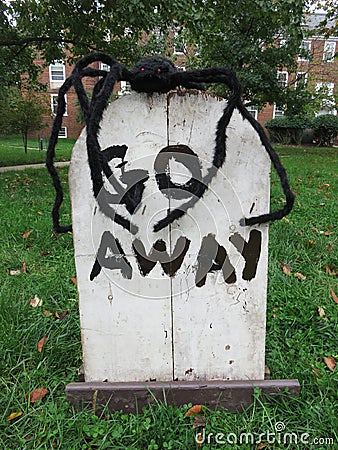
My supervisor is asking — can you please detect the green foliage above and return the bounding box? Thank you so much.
[0,88,50,153]
[265,115,313,145]
[175,0,306,107]
[312,114,338,147]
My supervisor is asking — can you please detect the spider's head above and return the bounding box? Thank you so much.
[129,57,177,93]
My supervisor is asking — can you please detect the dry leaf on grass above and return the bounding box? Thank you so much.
[26,388,49,403]
[43,310,53,317]
[192,415,207,429]
[317,306,326,318]
[323,356,336,372]
[257,443,269,449]
[185,404,203,417]
[264,365,271,375]
[40,250,51,256]
[294,272,306,281]
[30,296,42,307]
[7,269,21,276]
[70,277,77,285]
[37,335,48,353]
[330,288,338,304]
[281,262,292,276]
[7,411,23,421]
[55,310,70,320]
[22,230,32,239]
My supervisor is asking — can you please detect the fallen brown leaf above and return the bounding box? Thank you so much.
[43,310,53,317]
[323,356,336,372]
[308,239,315,246]
[322,183,330,188]
[55,310,70,320]
[330,288,338,304]
[22,230,32,239]
[264,365,271,375]
[257,443,269,450]
[37,211,43,215]
[20,262,27,273]
[185,404,203,417]
[30,296,42,308]
[317,306,325,318]
[70,277,77,285]
[7,411,23,421]
[294,272,306,281]
[27,388,49,403]
[324,265,334,276]
[8,269,21,276]
[37,335,48,353]
[281,262,292,276]
[40,251,51,256]
[192,415,207,429]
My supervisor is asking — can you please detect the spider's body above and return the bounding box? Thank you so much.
[127,56,206,93]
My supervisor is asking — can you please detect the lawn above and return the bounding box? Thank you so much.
[0,146,337,449]
[0,135,75,167]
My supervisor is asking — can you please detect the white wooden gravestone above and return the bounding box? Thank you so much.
[66,91,299,412]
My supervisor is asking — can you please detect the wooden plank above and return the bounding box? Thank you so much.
[66,379,300,414]
[166,92,270,381]
[69,93,173,382]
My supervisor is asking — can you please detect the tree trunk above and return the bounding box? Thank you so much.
[22,131,28,153]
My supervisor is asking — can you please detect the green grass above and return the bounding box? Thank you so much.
[0,135,75,167]
[0,146,337,449]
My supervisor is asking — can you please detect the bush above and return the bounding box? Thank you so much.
[312,114,338,147]
[265,116,312,145]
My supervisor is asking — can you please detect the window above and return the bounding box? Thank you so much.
[118,81,131,96]
[295,72,308,88]
[100,62,110,72]
[58,127,67,138]
[277,71,288,88]
[273,104,285,118]
[316,82,336,114]
[298,40,311,61]
[323,41,336,62]
[246,106,258,120]
[173,31,185,55]
[49,61,65,82]
[51,94,67,116]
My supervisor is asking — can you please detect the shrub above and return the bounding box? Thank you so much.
[312,114,338,147]
[265,116,312,145]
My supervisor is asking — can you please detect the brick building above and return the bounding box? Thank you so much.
[33,13,337,140]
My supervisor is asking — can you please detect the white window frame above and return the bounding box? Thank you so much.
[100,62,110,72]
[118,80,131,96]
[295,72,308,88]
[316,82,336,114]
[298,40,311,62]
[273,104,285,118]
[323,41,336,62]
[49,61,66,83]
[246,106,258,120]
[58,126,67,138]
[51,94,67,116]
[277,71,288,88]
[173,31,185,55]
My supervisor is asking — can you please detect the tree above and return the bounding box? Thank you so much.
[166,0,308,110]
[0,1,172,89]
[0,88,50,153]
[1,0,335,116]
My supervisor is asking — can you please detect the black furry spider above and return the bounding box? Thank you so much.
[46,52,294,234]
